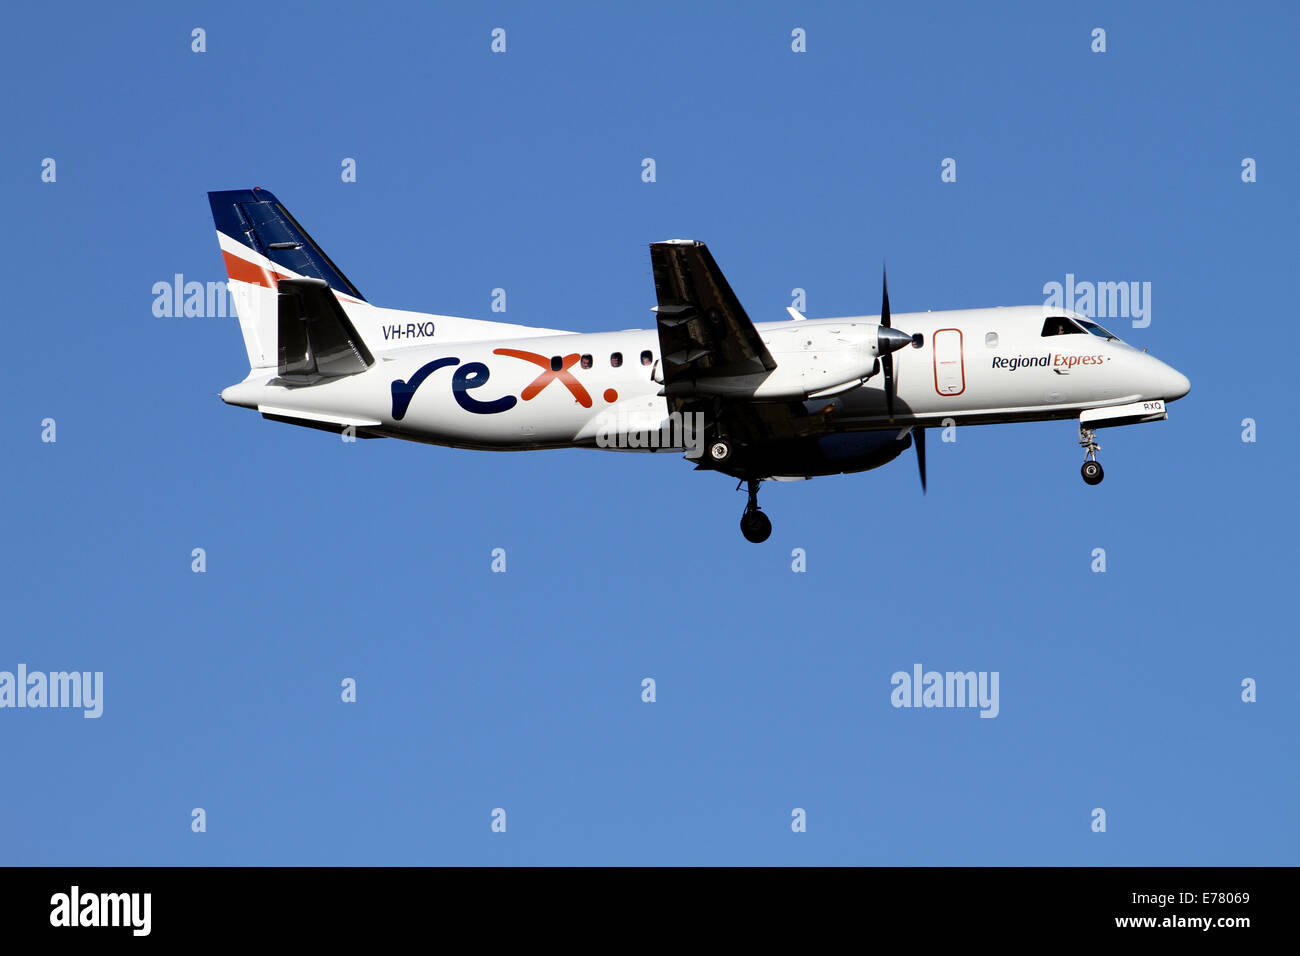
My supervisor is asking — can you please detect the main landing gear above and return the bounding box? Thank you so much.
[739,479,772,543]
[1079,426,1104,485]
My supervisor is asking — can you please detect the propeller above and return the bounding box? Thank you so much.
[880,267,895,421]
[877,266,928,493]
[914,426,927,493]
[876,267,913,421]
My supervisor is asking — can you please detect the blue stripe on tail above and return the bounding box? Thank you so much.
[207,188,366,302]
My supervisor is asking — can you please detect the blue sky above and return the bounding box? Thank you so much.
[3,1,1296,865]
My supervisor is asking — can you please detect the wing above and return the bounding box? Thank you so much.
[649,240,776,383]
[648,240,821,454]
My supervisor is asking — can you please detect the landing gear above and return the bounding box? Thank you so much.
[701,398,734,465]
[739,479,771,543]
[740,510,771,543]
[1079,426,1104,485]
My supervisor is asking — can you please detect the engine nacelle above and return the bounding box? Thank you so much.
[660,323,893,401]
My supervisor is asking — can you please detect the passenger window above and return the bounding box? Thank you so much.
[1041,316,1084,336]
[549,355,562,371]
[985,332,999,348]
[641,350,653,366]
[610,352,623,368]
[580,354,593,369]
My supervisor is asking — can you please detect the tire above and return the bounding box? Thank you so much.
[709,440,732,463]
[740,509,772,543]
[1081,460,1104,485]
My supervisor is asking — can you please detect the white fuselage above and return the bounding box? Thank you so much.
[222,305,1190,452]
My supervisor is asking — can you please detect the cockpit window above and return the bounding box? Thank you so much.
[1075,318,1120,341]
[1041,316,1085,336]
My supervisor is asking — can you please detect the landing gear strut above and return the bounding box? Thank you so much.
[1079,426,1104,485]
[739,479,771,543]
[706,401,734,465]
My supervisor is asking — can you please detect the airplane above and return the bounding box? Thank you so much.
[209,188,1191,542]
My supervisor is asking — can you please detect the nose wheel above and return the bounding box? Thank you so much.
[739,479,772,543]
[1079,426,1104,485]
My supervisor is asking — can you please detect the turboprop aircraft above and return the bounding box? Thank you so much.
[209,188,1190,542]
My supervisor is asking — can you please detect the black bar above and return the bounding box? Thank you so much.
[0,866,1287,942]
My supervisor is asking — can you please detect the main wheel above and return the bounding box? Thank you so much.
[1081,460,1104,485]
[740,509,772,543]
[709,440,732,464]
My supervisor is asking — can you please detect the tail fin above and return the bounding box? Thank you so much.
[208,188,367,369]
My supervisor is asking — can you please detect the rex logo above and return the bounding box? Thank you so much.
[493,349,593,408]
[390,348,594,420]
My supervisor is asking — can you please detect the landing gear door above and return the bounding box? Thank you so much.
[932,328,965,396]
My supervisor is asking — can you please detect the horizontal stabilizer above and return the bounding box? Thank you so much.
[277,278,374,384]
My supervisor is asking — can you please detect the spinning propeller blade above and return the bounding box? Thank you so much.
[880,267,895,421]
[915,426,927,493]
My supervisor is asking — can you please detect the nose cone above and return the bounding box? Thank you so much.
[877,326,914,355]
[1169,369,1190,401]
[1152,359,1190,402]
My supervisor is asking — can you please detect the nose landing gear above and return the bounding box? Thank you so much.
[739,479,772,543]
[1079,426,1104,485]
